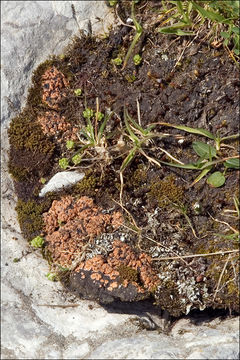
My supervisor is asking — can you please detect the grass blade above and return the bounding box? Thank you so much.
[157,122,215,139]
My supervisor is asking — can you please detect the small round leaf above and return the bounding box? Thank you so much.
[207,171,225,188]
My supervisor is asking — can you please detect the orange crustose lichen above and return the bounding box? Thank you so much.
[43,196,123,267]
[75,240,159,293]
[37,111,78,142]
[43,195,159,295]
[42,66,69,109]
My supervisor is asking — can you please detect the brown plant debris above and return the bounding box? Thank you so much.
[42,66,69,109]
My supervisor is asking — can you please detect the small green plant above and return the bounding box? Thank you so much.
[96,111,104,121]
[66,140,75,150]
[74,88,82,96]
[46,272,58,281]
[107,0,118,6]
[30,235,44,248]
[112,57,123,66]
[83,108,94,119]
[59,157,69,170]
[13,258,20,263]
[157,1,240,58]
[122,1,143,70]
[72,154,82,165]
[71,98,113,167]
[40,177,46,184]
[133,54,142,65]
[156,122,240,187]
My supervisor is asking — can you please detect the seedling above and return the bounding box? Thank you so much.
[74,88,82,96]
[112,57,123,66]
[133,54,142,65]
[40,177,46,184]
[155,122,240,187]
[30,236,44,248]
[157,1,239,58]
[122,1,143,70]
[59,157,69,170]
[66,140,75,150]
[46,272,58,281]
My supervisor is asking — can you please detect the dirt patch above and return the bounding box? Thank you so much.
[8,1,239,317]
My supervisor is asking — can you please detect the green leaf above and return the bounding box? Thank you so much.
[159,123,215,139]
[224,158,240,169]
[207,172,226,187]
[192,141,217,159]
[221,31,231,39]
[192,2,229,24]
[189,166,212,187]
[159,160,200,170]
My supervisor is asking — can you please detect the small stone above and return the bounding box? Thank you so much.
[39,171,85,197]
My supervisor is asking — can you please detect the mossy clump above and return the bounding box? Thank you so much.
[8,113,55,154]
[148,175,184,208]
[117,264,139,283]
[128,164,148,188]
[15,199,51,241]
[72,171,98,197]
[8,112,56,182]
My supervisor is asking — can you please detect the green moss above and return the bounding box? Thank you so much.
[117,264,139,283]
[15,199,51,241]
[72,171,98,197]
[148,175,184,208]
[128,164,147,188]
[8,164,29,182]
[8,113,55,154]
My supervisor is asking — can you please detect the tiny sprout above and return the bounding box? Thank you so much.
[96,112,104,121]
[59,158,69,170]
[108,0,118,6]
[83,108,94,119]
[13,258,20,263]
[72,154,82,165]
[66,140,75,150]
[133,54,142,65]
[74,88,82,96]
[112,57,122,66]
[46,272,57,281]
[40,177,46,184]
[30,236,44,248]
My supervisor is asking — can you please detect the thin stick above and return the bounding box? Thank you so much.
[136,98,141,127]
[37,304,79,308]
[213,254,231,302]
[118,222,196,272]
[152,249,238,261]
[208,213,239,234]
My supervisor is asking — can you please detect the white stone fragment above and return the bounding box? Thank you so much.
[39,171,85,197]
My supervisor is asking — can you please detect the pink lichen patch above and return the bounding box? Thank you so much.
[42,66,69,109]
[37,111,78,142]
[43,196,123,267]
[75,240,159,294]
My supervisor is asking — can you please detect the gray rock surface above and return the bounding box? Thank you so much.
[1,1,239,359]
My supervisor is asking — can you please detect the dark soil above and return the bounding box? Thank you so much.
[8,1,239,317]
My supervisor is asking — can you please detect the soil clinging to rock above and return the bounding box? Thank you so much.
[8,1,239,317]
